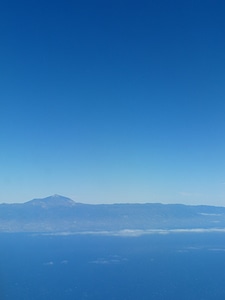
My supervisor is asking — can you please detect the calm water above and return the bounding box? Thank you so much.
[1,232,225,300]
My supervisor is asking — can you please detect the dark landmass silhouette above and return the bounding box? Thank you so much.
[0,195,225,233]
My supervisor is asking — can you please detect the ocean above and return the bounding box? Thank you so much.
[1,232,225,300]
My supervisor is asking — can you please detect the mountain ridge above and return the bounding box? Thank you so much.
[2,194,225,208]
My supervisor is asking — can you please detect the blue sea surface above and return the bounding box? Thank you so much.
[1,232,225,299]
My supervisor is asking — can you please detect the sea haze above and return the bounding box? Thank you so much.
[1,232,225,300]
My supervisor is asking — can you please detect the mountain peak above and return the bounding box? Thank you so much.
[25,195,76,208]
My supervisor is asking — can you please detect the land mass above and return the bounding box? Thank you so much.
[0,195,225,233]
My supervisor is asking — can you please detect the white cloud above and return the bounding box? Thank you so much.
[43,261,54,266]
[60,260,68,264]
[89,255,127,265]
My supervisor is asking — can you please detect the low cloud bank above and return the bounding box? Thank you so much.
[39,228,225,237]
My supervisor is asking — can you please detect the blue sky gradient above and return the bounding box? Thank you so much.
[1,0,225,204]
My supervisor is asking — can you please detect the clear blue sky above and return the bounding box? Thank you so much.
[1,0,225,205]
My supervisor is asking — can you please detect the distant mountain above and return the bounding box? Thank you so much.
[0,195,225,233]
[25,194,77,208]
